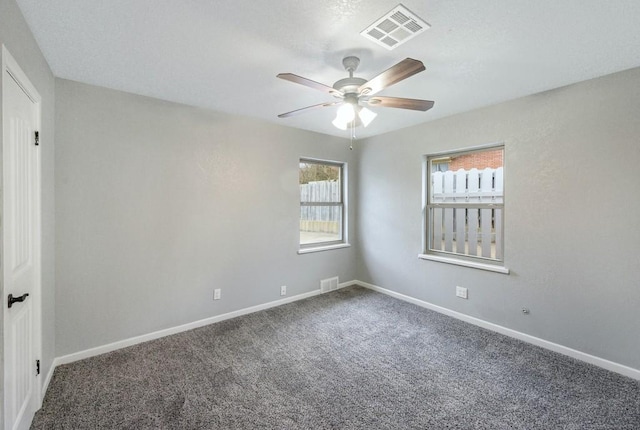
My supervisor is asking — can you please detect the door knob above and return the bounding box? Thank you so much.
[7,293,29,309]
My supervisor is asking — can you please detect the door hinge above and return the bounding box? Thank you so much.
[36,359,40,375]
[34,131,39,146]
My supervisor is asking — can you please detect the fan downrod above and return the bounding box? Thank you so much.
[342,56,360,76]
[333,56,366,94]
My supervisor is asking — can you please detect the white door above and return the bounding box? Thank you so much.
[2,46,42,430]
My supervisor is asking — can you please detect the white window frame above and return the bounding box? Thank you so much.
[419,144,509,274]
[298,158,349,254]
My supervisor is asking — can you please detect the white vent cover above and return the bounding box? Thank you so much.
[360,4,430,50]
[320,277,339,293]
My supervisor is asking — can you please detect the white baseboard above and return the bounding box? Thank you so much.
[41,359,58,402]
[43,282,357,400]
[44,278,635,404]
[352,280,640,381]
[54,288,325,367]
[337,280,353,290]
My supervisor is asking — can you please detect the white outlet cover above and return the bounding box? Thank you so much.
[456,286,468,299]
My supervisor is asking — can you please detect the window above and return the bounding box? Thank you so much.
[299,159,347,251]
[422,145,507,272]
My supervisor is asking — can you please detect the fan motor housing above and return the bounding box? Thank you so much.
[333,77,367,95]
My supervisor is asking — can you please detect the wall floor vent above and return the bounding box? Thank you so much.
[321,276,339,293]
[360,4,430,50]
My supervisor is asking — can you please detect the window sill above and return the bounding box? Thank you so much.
[298,243,351,254]
[418,253,510,274]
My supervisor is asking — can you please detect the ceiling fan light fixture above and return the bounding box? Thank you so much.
[359,107,377,127]
[336,103,356,123]
[332,116,348,130]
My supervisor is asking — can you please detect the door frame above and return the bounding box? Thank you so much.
[1,44,44,427]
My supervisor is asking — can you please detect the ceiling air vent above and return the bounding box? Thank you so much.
[360,4,430,50]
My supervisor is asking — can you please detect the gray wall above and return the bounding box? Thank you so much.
[357,67,640,370]
[11,4,636,371]
[0,0,56,393]
[55,79,358,356]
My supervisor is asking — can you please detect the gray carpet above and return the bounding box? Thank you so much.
[32,286,640,429]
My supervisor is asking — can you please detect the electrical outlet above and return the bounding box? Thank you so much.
[455,286,468,299]
[213,288,221,300]
[280,285,287,296]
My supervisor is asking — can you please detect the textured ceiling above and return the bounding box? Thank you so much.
[15,0,640,138]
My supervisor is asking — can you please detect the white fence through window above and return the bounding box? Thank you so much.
[430,167,503,260]
[300,180,341,234]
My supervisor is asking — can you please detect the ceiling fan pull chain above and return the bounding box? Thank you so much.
[350,121,356,150]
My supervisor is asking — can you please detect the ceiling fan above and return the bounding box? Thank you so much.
[277,56,434,130]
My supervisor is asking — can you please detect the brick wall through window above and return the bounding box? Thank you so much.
[448,149,503,170]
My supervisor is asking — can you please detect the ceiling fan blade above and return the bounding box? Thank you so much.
[277,73,343,96]
[278,101,341,118]
[358,58,426,96]
[367,96,434,111]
